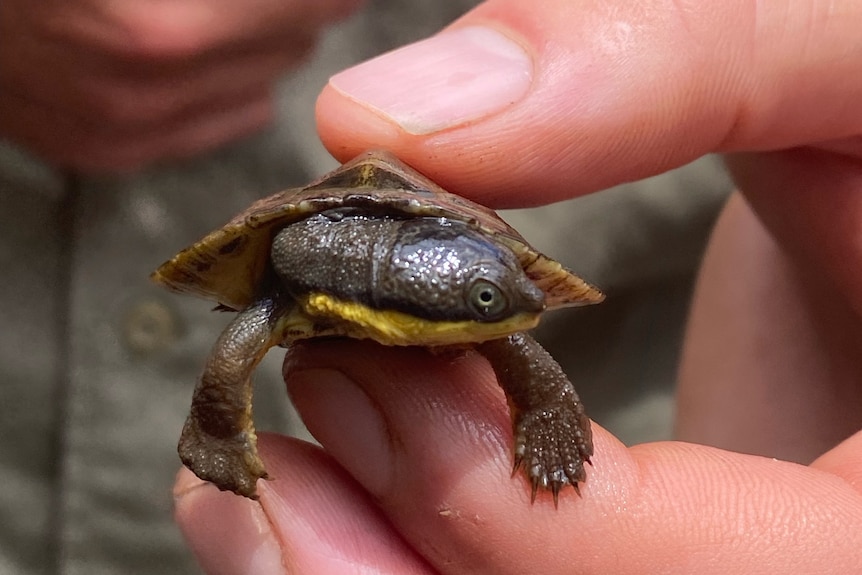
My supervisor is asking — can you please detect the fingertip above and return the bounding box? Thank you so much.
[173,466,208,500]
[811,429,862,495]
[282,339,862,573]
[174,466,287,575]
[281,340,649,572]
[255,435,437,574]
[318,0,862,207]
[315,84,404,161]
[312,3,716,204]
[176,435,435,575]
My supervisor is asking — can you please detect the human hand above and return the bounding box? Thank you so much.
[0,0,361,171]
[175,0,862,573]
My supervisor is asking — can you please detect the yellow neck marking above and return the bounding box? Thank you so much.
[300,293,540,346]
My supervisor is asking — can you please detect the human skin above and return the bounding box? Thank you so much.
[0,0,361,171]
[170,0,862,573]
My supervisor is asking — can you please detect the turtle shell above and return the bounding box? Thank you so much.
[152,150,603,312]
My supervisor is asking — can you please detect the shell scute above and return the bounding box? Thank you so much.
[151,151,603,311]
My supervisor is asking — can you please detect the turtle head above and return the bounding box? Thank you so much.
[274,213,548,346]
[375,217,546,340]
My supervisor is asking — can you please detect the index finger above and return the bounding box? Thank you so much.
[282,341,862,575]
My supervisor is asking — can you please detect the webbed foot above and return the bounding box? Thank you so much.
[179,396,268,499]
[512,404,592,505]
[478,332,593,505]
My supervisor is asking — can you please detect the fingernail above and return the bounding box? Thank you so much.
[330,26,533,135]
[175,476,286,574]
[286,368,393,498]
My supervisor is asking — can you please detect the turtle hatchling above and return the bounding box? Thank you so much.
[152,150,604,504]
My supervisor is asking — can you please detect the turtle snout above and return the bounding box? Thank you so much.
[515,278,546,315]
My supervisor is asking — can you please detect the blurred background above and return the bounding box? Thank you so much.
[0,0,732,573]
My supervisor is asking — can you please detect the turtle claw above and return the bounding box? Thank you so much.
[551,481,562,508]
[530,475,540,504]
[512,454,524,478]
[512,405,592,505]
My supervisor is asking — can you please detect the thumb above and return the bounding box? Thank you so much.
[316,0,862,206]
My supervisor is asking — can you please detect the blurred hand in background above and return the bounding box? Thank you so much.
[0,0,362,171]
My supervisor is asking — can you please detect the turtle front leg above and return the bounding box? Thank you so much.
[178,295,290,499]
[478,332,593,505]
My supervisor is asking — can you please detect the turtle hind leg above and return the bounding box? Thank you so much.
[178,295,290,499]
[477,332,593,505]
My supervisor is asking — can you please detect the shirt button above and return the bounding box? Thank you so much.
[122,299,180,354]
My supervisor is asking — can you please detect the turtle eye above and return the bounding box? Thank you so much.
[468,279,509,320]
